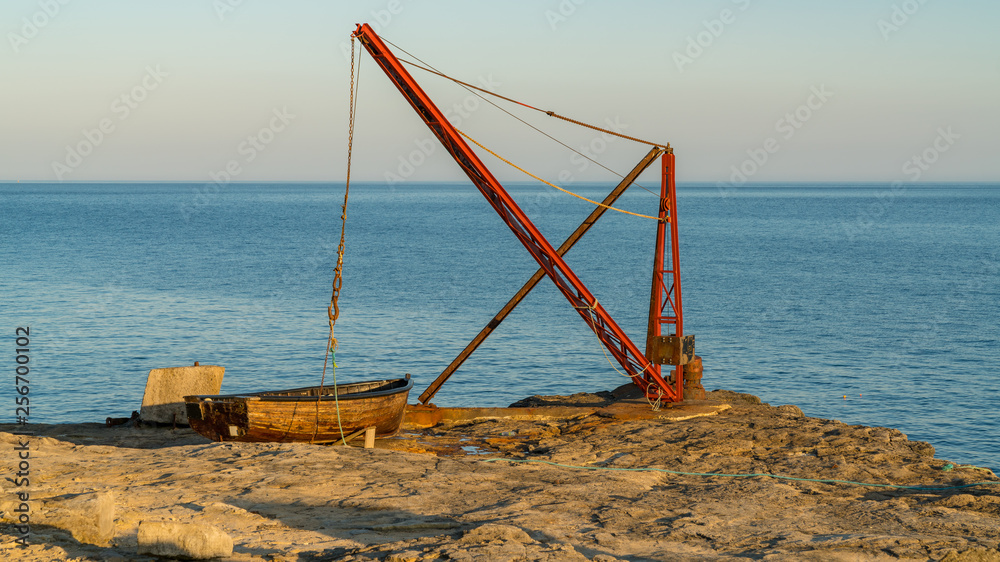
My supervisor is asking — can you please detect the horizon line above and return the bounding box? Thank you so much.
[2,180,998,186]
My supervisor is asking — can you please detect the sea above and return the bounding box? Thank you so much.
[1,182,997,470]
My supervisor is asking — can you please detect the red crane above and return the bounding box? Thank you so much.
[351,24,693,402]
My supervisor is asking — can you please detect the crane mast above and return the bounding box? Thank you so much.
[352,23,690,402]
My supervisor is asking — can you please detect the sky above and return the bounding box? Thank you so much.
[2,0,998,185]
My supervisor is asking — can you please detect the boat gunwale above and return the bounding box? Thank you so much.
[183,378,413,403]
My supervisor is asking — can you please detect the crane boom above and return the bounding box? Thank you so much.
[352,23,680,401]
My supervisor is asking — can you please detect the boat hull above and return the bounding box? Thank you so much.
[183,377,412,443]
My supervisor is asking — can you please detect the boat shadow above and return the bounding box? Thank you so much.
[3,423,216,449]
[9,502,468,561]
[218,498,468,559]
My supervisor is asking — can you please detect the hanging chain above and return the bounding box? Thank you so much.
[328,35,358,354]
[315,35,359,445]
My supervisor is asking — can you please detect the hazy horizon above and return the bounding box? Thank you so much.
[3,1,998,185]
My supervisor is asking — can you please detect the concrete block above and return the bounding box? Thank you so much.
[43,491,115,546]
[137,521,233,559]
[140,363,224,424]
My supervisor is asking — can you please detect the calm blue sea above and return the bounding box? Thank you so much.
[1,182,998,470]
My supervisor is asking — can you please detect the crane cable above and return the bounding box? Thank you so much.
[380,37,663,199]
[395,56,668,148]
[315,35,361,446]
[456,128,662,222]
[378,38,666,220]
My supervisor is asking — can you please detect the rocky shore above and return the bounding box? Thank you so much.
[2,389,999,561]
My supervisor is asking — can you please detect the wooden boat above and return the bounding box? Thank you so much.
[183,375,412,443]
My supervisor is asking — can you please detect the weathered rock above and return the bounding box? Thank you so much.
[941,547,1000,562]
[139,364,224,424]
[3,386,1000,562]
[707,389,763,405]
[458,523,533,544]
[137,521,233,559]
[43,491,115,546]
[776,404,805,417]
[385,551,423,562]
[444,542,528,562]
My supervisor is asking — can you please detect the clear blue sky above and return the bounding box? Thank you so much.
[2,0,998,184]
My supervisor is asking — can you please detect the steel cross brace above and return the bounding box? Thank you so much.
[353,23,678,401]
[419,146,665,404]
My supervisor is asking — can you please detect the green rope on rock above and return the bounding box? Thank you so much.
[480,458,1000,492]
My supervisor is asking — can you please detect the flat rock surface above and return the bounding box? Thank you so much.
[2,389,998,561]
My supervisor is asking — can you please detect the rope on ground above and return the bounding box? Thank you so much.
[480,458,1000,491]
[456,128,662,222]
